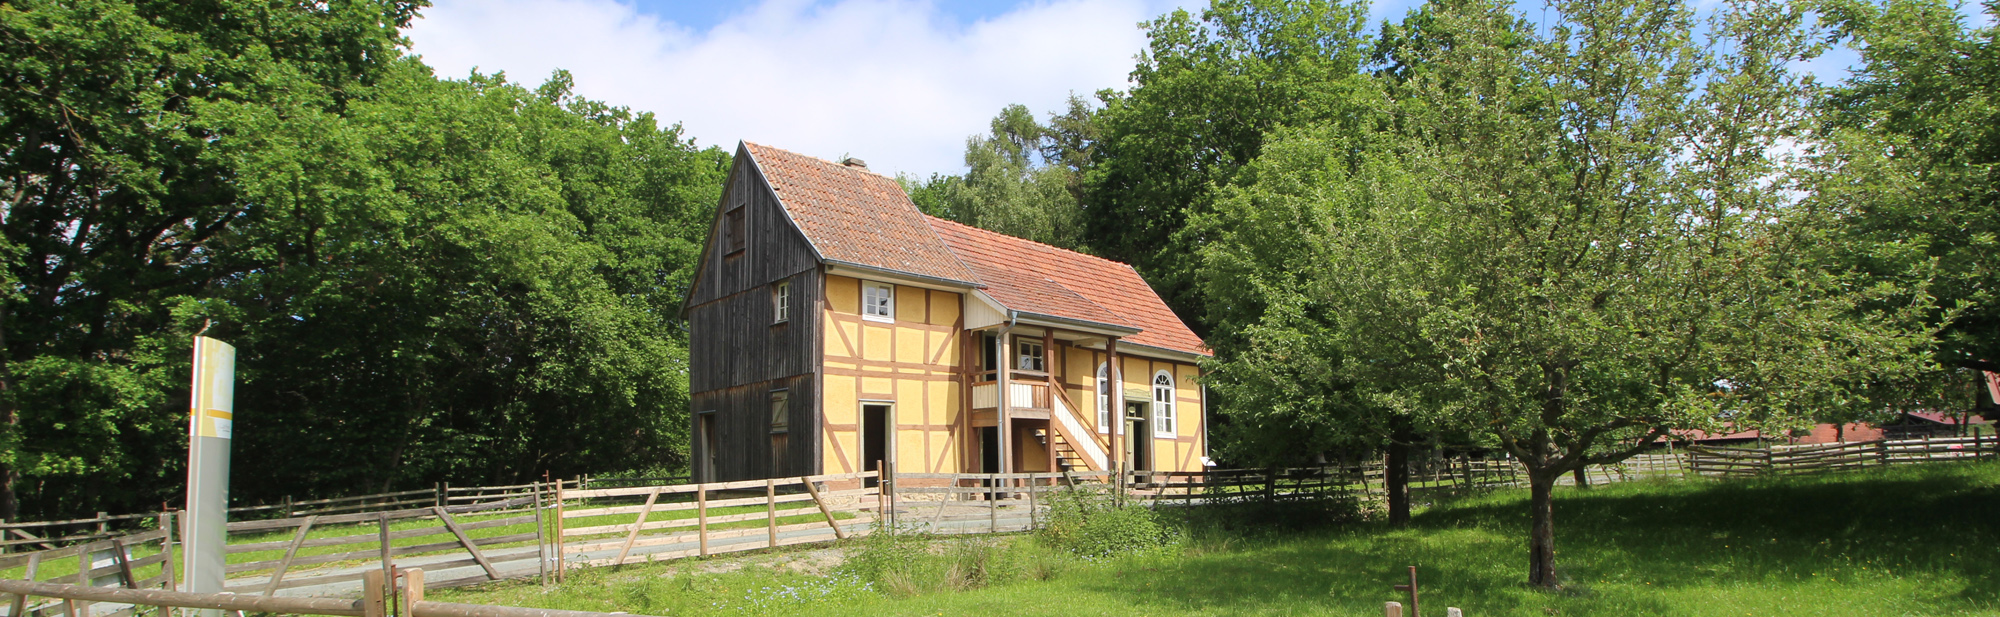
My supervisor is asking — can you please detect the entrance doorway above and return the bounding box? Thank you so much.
[862,403,891,487]
[697,412,718,483]
[978,427,1000,473]
[1125,401,1150,471]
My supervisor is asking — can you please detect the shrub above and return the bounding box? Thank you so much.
[843,528,1019,598]
[1037,484,1171,558]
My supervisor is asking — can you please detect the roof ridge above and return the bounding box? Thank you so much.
[921,214,1136,271]
[743,140,887,178]
[744,142,981,286]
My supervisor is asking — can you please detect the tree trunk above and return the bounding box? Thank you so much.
[0,303,16,522]
[1528,470,1559,588]
[1387,434,1410,525]
[1571,465,1589,488]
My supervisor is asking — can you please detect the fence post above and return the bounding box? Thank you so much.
[361,569,387,617]
[766,478,777,550]
[1027,474,1037,531]
[10,552,40,617]
[1385,601,1403,617]
[158,511,176,593]
[874,460,887,530]
[531,481,547,587]
[696,485,709,558]
[554,477,567,583]
[988,473,999,533]
[401,568,424,616]
[376,512,395,615]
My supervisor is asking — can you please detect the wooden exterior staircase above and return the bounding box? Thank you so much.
[1044,386,1108,472]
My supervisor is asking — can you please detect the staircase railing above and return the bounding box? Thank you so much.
[1048,385,1108,471]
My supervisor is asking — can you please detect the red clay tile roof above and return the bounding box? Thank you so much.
[927,217,1209,357]
[743,142,978,285]
[745,142,1207,358]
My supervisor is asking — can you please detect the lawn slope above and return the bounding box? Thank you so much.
[435,462,2000,616]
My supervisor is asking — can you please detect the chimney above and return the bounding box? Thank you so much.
[841,157,869,170]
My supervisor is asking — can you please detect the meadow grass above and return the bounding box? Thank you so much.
[432,461,1999,617]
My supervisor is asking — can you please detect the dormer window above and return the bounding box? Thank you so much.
[862,281,894,322]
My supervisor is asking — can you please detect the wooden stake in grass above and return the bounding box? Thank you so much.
[801,477,845,540]
[696,485,709,558]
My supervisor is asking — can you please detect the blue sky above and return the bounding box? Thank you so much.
[404,0,1988,179]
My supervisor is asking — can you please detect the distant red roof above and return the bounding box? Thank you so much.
[743,142,1208,358]
[1668,423,1884,444]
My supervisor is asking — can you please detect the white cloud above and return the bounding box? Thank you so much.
[406,0,1190,178]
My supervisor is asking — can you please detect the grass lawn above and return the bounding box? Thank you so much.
[434,462,2000,616]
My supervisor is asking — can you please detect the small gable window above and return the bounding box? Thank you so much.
[772,281,791,323]
[1153,371,1176,438]
[725,205,746,254]
[862,281,894,322]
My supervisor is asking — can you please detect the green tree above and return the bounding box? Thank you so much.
[0,0,423,519]
[907,97,1098,251]
[1201,0,1937,587]
[215,65,725,498]
[1819,0,1999,389]
[0,0,725,516]
[1085,0,1377,331]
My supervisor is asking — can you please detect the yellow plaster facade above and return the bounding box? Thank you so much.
[819,274,966,475]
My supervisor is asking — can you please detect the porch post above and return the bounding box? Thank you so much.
[1044,329,1059,473]
[1109,337,1123,472]
[998,325,1014,475]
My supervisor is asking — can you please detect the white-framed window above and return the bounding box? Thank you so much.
[862,280,894,322]
[1097,363,1111,433]
[1016,339,1045,372]
[1152,370,1175,437]
[772,281,791,323]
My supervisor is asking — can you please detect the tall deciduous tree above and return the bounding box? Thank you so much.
[0,0,423,519]
[905,97,1098,251]
[1202,0,1937,587]
[1086,0,1376,332]
[217,65,723,499]
[1819,0,1999,384]
[0,1,723,517]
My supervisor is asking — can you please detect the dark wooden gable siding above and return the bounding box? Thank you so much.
[688,148,825,481]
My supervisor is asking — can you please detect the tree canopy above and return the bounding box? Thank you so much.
[0,1,723,518]
[1193,0,1940,587]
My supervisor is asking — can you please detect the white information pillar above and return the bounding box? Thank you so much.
[182,336,235,610]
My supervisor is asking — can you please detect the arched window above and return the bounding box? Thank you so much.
[1096,363,1111,433]
[1152,371,1175,437]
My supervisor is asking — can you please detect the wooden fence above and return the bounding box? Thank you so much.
[0,514,174,617]
[2,435,1992,612]
[1689,435,1993,477]
[551,471,876,573]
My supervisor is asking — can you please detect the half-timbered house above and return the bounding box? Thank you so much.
[685,142,1210,482]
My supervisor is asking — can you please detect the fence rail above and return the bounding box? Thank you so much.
[0,434,1989,613]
